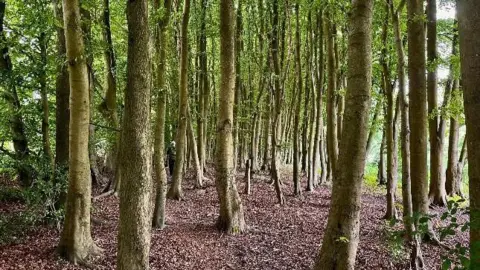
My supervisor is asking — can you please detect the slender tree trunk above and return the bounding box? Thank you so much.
[152,0,172,230]
[198,0,208,173]
[270,0,285,205]
[216,0,246,234]
[261,97,270,171]
[167,0,191,200]
[380,4,397,219]
[313,9,325,186]
[457,1,480,267]
[324,14,338,181]
[117,0,153,268]
[58,0,101,263]
[293,2,303,196]
[314,1,373,267]
[39,32,53,168]
[427,0,447,206]
[378,131,386,185]
[188,106,203,188]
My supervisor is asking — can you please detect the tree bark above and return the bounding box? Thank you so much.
[408,0,429,224]
[426,0,447,206]
[152,0,172,230]
[270,0,285,205]
[215,0,246,234]
[53,0,69,171]
[167,0,191,200]
[117,0,153,268]
[324,14,338,181]
[457,1,480,266]
[293,2,303,196]
[314,1,373,268]
[58,0,100,263]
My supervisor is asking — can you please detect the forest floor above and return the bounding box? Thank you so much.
[0,167,469,270]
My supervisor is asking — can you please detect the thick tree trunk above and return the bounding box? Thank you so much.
[408,0,429,224]
[427,0,447,207]
[53,0,70,170]
[292,3,303,196]
[457,1,480,267]
[117,0,153,268]
[58,0,100,263]
[167,0,191,200]
[198,0,208,173]
[215,0,246,234]
[314,1,373,268]
[152,0,172,230]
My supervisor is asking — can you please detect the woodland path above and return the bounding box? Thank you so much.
[0,168,467,269]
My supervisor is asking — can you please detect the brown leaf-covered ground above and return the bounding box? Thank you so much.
[0,168,468,269]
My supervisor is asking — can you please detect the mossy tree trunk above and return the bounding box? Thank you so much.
[152,0,172,230]
[167,0,191,201]
[117,0,153,268]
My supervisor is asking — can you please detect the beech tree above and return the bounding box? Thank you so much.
[314,0,373,267]
[117,0,153,268]
[215,0,246,234]
[458,0,480,266]
[57,0,101,263]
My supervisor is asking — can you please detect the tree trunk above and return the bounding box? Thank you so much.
[313,9,325,187]
[408,0,429,222]
[187,106,203,188]
[378,131,386,185]
[39,32,53,168]
[198,0,208,173]
[0,2,32,187]
[216,0,246,234]
[324,14,338,181]
[293,2,303,196]
[457,1,480,267]
[117,0,153,268]
[314,1,373,267]
[426,0,447,207]
[152,0,172,230]
[380,4,397,219]
[270,0,285,205]
[167,0,191,200]
[58,0,101,263]
[53,0,70,171]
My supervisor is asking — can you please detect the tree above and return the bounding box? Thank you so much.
[457,0,480,266]
[407,0,429,227]
[0,0,32,187]
[167,0,191,200]
[292,2,303,196]
[314,0,373,268]
[53,0,69,170]
[427,0,447,206]
[215,0,246,234]
[152,0,173,230]
[117,0,153,268]
[57,0,101,263]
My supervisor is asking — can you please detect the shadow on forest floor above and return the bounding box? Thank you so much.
[0,167,469,269]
